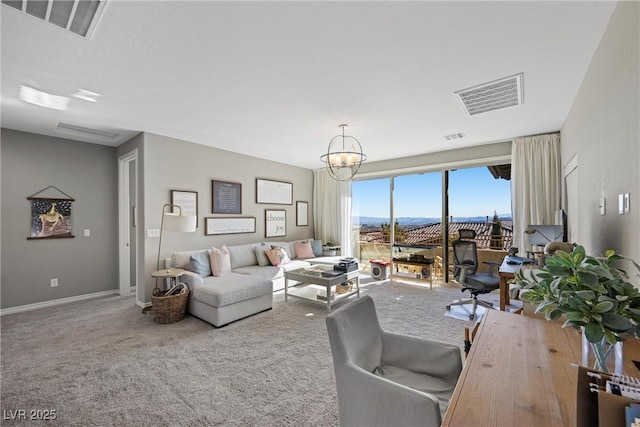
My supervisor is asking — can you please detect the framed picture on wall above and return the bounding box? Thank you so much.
[171,190,198,227]
[256,178,293,205]
[296,201,308,226]
[212,180,242,214]
[205,217,256,235]
[265,209,286,237]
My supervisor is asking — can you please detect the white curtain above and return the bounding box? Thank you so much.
[313,169,352,257]
[511,133,561,254]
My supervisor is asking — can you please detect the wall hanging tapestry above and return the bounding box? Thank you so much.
[27,186,75,240]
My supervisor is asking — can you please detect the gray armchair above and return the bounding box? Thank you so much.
[325,295,462,427]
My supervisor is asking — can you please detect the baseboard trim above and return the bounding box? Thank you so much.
[0,290,120,316]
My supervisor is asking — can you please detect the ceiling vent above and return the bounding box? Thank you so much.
[455,73,524,116]
[1,0,106,39]
[444,132,465,141]
[56,122,119,141]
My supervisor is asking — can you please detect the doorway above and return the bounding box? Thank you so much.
[118,150,138,299]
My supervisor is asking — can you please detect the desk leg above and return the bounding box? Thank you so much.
[430,264,433,289]
[499,274,510,311]
[326,284,332,313]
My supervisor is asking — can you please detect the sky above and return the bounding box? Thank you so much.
[352,166,512,219]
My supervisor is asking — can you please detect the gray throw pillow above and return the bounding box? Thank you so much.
[255,244,270,266]
[190,251,211,277]
[311,240,323,257]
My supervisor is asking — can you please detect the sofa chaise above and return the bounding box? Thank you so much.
[165,239,342,327]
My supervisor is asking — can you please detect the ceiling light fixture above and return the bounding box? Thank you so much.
[72,89,101,102]
[320,124,367,182]
[19,85,69,110]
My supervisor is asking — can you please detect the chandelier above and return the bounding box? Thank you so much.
[320,124,367,182]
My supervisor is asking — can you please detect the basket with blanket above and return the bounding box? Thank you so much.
[151,283,189,324]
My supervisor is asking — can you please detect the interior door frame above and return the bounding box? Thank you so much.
[118,150,138,297]
[563,154,579,242]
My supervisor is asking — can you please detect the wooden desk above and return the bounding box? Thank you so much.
[498,258,535,311]
[442,309,640,426]
[498,258,518,311]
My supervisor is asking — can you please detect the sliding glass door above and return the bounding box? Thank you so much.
[353,164,511,282]
[352,178,391,264]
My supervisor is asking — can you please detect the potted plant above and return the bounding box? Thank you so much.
[515,245,640,373]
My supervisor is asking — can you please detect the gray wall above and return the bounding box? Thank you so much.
[139,133,314,303]
[1,129,118,309]
[1,129,314,309]
[561,0,639,263]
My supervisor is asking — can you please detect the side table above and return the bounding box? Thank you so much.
[151,268,185,292]
[322,245,341,256]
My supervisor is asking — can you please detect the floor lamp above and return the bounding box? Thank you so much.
[156,203,197,271]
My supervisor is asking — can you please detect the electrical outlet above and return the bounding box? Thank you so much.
[50,278,58,287]
[84,229,90,237]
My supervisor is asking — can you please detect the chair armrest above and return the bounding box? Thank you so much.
[454,264,470,282]
[483,260,501,275]
[337,361,442,427]
[381,331,463,383]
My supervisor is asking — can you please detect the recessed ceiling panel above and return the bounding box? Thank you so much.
[1,0,105,38]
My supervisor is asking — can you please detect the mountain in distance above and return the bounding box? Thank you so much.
[356,215,512,227]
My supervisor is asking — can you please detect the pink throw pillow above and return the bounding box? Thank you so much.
[210,245,231,276]
[294,241,315,259]
[265,246,290,267]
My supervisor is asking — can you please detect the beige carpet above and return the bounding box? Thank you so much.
[1,278,477,426]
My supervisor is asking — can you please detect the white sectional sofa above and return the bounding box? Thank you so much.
[165,239,342,327]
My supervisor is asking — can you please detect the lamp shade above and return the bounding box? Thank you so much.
[163,213,197,232]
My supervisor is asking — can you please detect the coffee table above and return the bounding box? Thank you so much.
[284,265,360,312]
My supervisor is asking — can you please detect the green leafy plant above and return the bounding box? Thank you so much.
[515,245,640,344]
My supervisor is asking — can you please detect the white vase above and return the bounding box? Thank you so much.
[581,331,623,374]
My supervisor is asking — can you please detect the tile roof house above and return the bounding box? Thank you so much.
[361,221,514,250]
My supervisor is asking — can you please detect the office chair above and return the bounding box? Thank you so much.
[446,229,500,320]
[326,296,462,427]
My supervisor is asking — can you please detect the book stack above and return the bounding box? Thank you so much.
[316,293,335,302]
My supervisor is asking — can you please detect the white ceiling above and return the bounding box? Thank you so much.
[1,1,617,170]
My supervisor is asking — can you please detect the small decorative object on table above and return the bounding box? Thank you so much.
[151,284,189,324]
[516,245,640,373]
[336,280,353,294]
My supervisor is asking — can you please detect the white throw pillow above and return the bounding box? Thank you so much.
[210,245,231,276]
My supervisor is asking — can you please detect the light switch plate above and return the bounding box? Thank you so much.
[147,229,160,238]
[619,194,625,214]
[624,193,630,214]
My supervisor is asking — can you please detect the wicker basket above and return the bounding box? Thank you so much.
[151,286,189,324]
[336,280,353,294]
